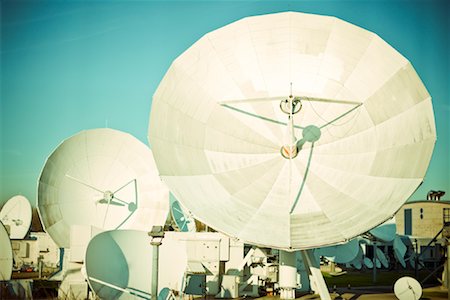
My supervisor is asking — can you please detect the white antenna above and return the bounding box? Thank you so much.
[0,195,32,239]
[0,222,13,280]
[37,128,169,248]
[148,11,436,250]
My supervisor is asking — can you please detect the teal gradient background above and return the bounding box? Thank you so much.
[1,0,449,206]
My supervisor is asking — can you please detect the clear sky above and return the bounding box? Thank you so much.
[1,0,449,207]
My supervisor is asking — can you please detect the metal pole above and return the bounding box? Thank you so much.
[372,242,377,283]
[149,226,164,300]
[151,242,160,300]
[447,242,450,300]
[414,239,418,279]
[301,250,331,300]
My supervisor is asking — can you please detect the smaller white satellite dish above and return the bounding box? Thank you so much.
[0,195,32,239]
[393,236,407,268]
[394,276,422,300]
[375,247,389,268]
[0,221,13,280]
[85,230,188,299]
[170,195,196,232]
[363,257,373,269]
[38,128,170,248]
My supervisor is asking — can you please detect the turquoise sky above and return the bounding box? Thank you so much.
[1,0,449,206]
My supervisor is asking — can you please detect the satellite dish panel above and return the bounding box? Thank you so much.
[393,236,407,268]
[170,195,196,232]
[351,260,362,270]
[85,230,188,299]
[148,11,436,250]
[394,276,422,300]
[0,222,13,280]
[38,128,169,248]
[0,195,32,239]
[369,221,396,242]
[315,238,359,263]
[363,257,373,269]
[375,258,381,269]
[348,244,364,270]
[375,247,389,268]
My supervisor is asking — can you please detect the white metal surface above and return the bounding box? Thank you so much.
[148,11,436,250]
[0,195,32,239]
[85,230,188,300]
[38,128,169,248]
[0,221,13,280]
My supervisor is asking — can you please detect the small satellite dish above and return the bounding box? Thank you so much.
[315,239,359,264]
[375,247,389,268]
[148,11,436,250]
[0,222,13,280]
[351,259,362,270]
[0,195,32,239]
[394,276,422,300]
[376,248,389,268]
[85,230,187,299]
[348,244,364,270]
[393,236,407,268]
[38,128,169,248]
[170,195,196,232]
[374,258,381,269]
[363,257,373,269]
[369,220,396,242]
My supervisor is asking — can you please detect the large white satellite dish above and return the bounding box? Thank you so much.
[38,128,169,248]
[85,230,187,299]
[148,11,436,250]
[394,276,422,300]
[0,195,32,239]
[0,221,13,280]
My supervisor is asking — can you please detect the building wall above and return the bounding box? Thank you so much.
[395,201,450,238]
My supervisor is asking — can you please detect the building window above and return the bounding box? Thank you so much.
[405,208,412,235]
[444,208,450,225]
